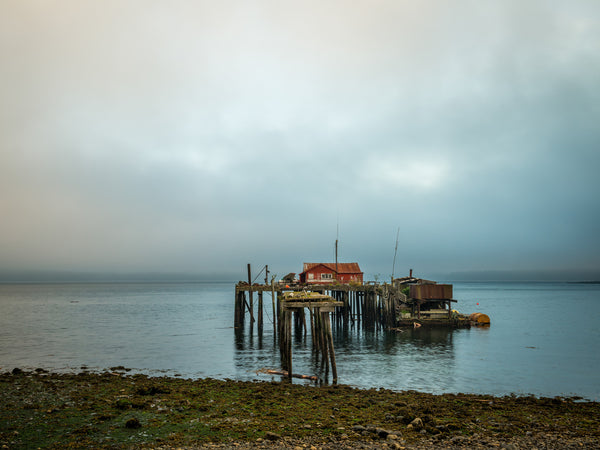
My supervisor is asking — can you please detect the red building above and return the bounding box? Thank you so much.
[299,262,363,285]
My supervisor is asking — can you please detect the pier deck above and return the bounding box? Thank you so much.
[234,266,477,383]
[235,280,465,332]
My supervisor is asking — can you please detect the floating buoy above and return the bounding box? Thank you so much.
[469,312,490,325]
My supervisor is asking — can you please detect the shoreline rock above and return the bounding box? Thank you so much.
[1,370,599,449]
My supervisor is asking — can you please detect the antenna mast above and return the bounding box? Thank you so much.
[391,227,400,283]
[335,222,339,279]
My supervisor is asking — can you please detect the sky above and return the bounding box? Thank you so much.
[1,1,599,282]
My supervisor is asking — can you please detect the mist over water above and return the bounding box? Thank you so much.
[0,281,598,400]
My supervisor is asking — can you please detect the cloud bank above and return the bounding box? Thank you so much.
[1,1,599,280]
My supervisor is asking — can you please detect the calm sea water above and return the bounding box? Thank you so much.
[0,281,598,400]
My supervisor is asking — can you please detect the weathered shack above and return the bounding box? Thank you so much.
[299,262,363,285]
[391,278,459,324]
[409,284,456,319]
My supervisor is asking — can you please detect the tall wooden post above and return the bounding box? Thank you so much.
[234,289,244,328]
[343,291,349,327]
[285,310,292,378]
[271,279,277,335]
[309,307,315,343]
[324,311,338,383]
[258,291,263,334]
[247,264,255,324]
[319,310,328,371]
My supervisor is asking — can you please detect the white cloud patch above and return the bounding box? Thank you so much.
[362,157,449,192]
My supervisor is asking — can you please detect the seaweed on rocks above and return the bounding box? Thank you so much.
[1,370,599,449]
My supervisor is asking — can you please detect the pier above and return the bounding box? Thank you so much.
[235,264,476,382]
[234,266,468,333]
[234,281,409,332]
[234,263,489,383]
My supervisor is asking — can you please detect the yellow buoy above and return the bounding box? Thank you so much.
[469,312,491,325]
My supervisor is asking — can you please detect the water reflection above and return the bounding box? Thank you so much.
[334,326,459,391]
[234,318,459,390]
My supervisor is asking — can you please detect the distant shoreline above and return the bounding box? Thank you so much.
[1,268,600,284]
[1,275,599,284]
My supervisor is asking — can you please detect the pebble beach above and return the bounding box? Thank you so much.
[1,368,599,449]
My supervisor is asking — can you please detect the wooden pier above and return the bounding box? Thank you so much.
[234,265,474,382]
[234,279,465,332]
[234,281,407,333]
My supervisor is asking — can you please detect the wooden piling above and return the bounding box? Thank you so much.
[271,279,277,334]
[258,291,263,333]
[309,307,315,344]
[285,310,292,378]
[277,292,342,383]
[324,311,337,383]
[234,290,245,328]
[247,264,255,324]
[343,291,349,326]
[320,310,328,372]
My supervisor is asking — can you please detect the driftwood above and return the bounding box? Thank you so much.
[257,368,319,381]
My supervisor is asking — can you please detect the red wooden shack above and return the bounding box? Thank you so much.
[299,262,363,285]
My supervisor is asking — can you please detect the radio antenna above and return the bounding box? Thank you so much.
[391,227,400,282]
[335,220,339,278]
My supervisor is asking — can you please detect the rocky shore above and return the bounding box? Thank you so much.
[1,368,598,449]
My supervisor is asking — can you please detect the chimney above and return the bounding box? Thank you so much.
[409,269,413,278]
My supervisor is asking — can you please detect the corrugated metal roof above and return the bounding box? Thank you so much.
[302,262,362,274]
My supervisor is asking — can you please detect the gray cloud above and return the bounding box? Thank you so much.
[1,1,599,280]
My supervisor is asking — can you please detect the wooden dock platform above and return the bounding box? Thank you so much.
[234,265,476,382]
[234,279,466,332]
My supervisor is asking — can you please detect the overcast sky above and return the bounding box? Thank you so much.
[1,1,599,281]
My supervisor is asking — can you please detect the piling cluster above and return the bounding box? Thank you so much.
[235,281,409,383]
[277,292,342,382]
[235,283,404,333]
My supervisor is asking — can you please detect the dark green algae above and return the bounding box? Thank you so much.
[1,370,599,449]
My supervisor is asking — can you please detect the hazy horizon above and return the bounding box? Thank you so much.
[1,267,598,284]
[1,1,599,279]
